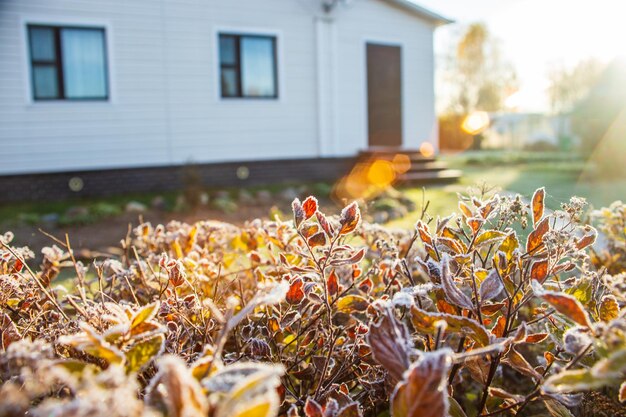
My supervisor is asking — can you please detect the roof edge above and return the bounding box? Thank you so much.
[385,0,454,25]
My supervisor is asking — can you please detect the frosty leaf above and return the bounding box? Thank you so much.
[530,258,549,283]
[125,334,164,373]
[214,363,284,417]
[598,295,620,321]
[339,202,361,235]
[308,231,327,248]
[542,369,601,393]
[390,349,452,417]
[286,278,305,304]
[416,221,433,246]
[525,333,549,343]
[458,201,473,218]
[467,217,484,234]
[330,248,366,266]
[367,308,413,383]
[498,232,519,261]
[619,381,626,403]
[130,301,160,331]
[337,295,369,313]
[532,281,592,328]
[301,223,320,239]
[292,199,305,228]
[575,229,597,250]
[479,269,503,301]
[543,399,574,417]
[316,211,335,238]
[474,230,507,248]
[1,313,21,350]
[532,187,545,226]
[440,254,473,310]
[448,397,468,417]
[327,269,339,297]
[336,402,362,417]
[502,346,543,381]
[304,398,323,417]
[147,355,208,417]
[302,196,318,219]
[410,306,491,347]
[527,217,549,254]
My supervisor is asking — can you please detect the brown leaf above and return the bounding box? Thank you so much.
[479,269,503,301]
[440,255,473,310]
[480,302,505,316]
[619,381,626,403]
[503,346,543,381]
[526,217,550,254]
[1,313,21,350]
[532,281,592,328]
[532,188,545,226]
[316,211,335,238]
[530,258,549,283]
[327,270,339,297]
[467,217,484,234]
[286,278,305,304]
[410,306,491,347]
[575,229,597,250]
[292,198,305,228]
[390,349,451,417]
[304,398,323,417]
[458,201,473,218]
[330,248,366,267]
[337,402,362,417]
[339,202,361,235]
[491,315,506,338]
[525,333,549,343]
[302,196,318,219]
[367,308,413,384]
[301,223,320,239]
[308,232,327,248]
[416,221,433,246]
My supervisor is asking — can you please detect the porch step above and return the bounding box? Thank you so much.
[358,147,461,185]
[398,169,463,184]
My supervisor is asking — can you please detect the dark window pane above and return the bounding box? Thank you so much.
[30,27,56,61]
[33,65,59,98]
[61,28,107,98]
[221,68,238,97]
[219,36,236,65]
[241,37,276,97]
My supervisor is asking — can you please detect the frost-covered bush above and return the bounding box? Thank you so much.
[0,189,624,417]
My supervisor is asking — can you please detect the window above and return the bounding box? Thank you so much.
[28,25,108,100]
[219,34,278,99]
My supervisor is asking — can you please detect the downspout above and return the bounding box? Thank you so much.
[314,12,337,157]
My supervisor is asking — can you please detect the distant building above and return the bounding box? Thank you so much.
[0,0,451,201]
[483,112,577,150]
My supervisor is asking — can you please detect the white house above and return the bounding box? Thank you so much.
[0,0,450,199]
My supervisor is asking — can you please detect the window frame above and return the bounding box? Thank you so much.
[218,33,278,100]
[27,24,109,101]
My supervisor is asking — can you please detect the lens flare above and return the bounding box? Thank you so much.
[461,111,490,135]
[419,142,435,158]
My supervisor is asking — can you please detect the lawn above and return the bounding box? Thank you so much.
[388,150,626,228]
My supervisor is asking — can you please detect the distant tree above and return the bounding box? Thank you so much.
[547,58,604,115]
[440,23,518,115]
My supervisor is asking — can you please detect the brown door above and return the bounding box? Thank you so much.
[367,43,402,147]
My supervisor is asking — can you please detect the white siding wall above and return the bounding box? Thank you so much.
[0,0,438,175]
[334,0,438,155]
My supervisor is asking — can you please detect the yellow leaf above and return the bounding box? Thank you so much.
[599,296,620,322]
[336,295,369,313]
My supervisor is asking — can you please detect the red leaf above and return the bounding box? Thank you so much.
[530,258,549,283]
[532,281,592,328]
[575,229,597,250]
[302,196,318,219]
[286,278,305,304]
[531,188,545,226]
[416,221,433,246]
[327,269,339,297]
[330,248,366,267]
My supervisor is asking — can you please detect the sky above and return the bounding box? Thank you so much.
[415,0,626,112]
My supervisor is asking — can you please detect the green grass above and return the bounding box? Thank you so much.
[388,151,626,229]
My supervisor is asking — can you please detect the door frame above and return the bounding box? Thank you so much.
[362,37,405,149]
